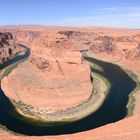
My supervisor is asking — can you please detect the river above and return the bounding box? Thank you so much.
[0,46,137,135]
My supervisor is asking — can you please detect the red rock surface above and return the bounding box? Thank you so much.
[2,48,92,112]
[0,26,140,139]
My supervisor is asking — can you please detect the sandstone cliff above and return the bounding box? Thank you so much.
[0,32,23,63]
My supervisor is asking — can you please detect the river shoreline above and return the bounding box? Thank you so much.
[1,56,110,126]
[0,50,138,135]
[86,53,140,117]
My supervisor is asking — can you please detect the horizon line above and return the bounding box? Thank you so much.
[0,24,139,30]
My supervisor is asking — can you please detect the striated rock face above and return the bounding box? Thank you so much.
[89,36,117,53]
[0,32,23,63]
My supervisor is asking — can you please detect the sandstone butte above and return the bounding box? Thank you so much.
[0,26,140,139]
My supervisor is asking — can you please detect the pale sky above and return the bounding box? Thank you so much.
[0,0,140,28]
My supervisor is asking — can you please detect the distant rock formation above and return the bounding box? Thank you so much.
[2,27,140,60]
[89,36,117,54]
[58,31,83,37]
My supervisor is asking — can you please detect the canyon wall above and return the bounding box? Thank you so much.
[1,26,140,60]
[0,32,24,64]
